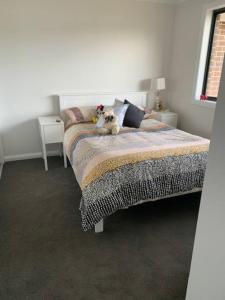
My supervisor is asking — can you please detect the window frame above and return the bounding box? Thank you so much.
[202,7,225,102]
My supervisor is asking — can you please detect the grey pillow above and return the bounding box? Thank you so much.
[123,100,145,128]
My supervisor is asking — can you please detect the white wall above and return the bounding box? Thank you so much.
[186,55,225,300]
[0,0,175,159]
[168,0,221,139]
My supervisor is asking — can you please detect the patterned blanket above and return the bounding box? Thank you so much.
[64,119,209,231]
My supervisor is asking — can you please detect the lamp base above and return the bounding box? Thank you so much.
[155,98,166,112]
[155,97,161,112]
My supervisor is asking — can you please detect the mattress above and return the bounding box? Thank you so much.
[64,119,210,231]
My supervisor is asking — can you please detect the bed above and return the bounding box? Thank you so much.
[59,92,209,233]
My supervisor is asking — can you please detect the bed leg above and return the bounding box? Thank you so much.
[95,219,104,233]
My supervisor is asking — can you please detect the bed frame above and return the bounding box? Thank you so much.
[59,91,148,114]
[58,92,202,233]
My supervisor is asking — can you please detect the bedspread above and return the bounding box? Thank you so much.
[64,120,209,231]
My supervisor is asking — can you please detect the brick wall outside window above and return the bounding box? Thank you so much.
[206,13,225,98]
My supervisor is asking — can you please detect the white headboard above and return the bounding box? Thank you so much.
[58,91,148,115]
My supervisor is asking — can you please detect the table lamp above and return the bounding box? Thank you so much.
[151,78,166,111]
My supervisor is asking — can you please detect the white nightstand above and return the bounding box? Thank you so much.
[155,111,178,128]
[38,116,67,171]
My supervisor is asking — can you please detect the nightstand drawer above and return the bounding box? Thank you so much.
[43,125,63,143]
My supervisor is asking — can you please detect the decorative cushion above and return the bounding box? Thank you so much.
[113,100,129,127]
[144,109,158,120]
[123,100,145,128]
[138,106,154,119]
[64,106,96,125]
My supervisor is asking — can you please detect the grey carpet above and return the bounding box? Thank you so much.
[0,157,200,300]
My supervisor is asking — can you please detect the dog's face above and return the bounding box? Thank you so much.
[104,110,115,123]
[105,115,115,123]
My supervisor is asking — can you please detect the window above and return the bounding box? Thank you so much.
[202,8,225,101]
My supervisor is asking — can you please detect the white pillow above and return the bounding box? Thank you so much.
[113,98,124,108]
[113,103,129,127]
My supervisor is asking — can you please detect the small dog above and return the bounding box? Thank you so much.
[97,110,120,135]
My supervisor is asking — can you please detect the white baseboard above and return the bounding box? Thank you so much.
[4,150,60,162]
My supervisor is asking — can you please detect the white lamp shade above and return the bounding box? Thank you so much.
[151,78,166,90]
